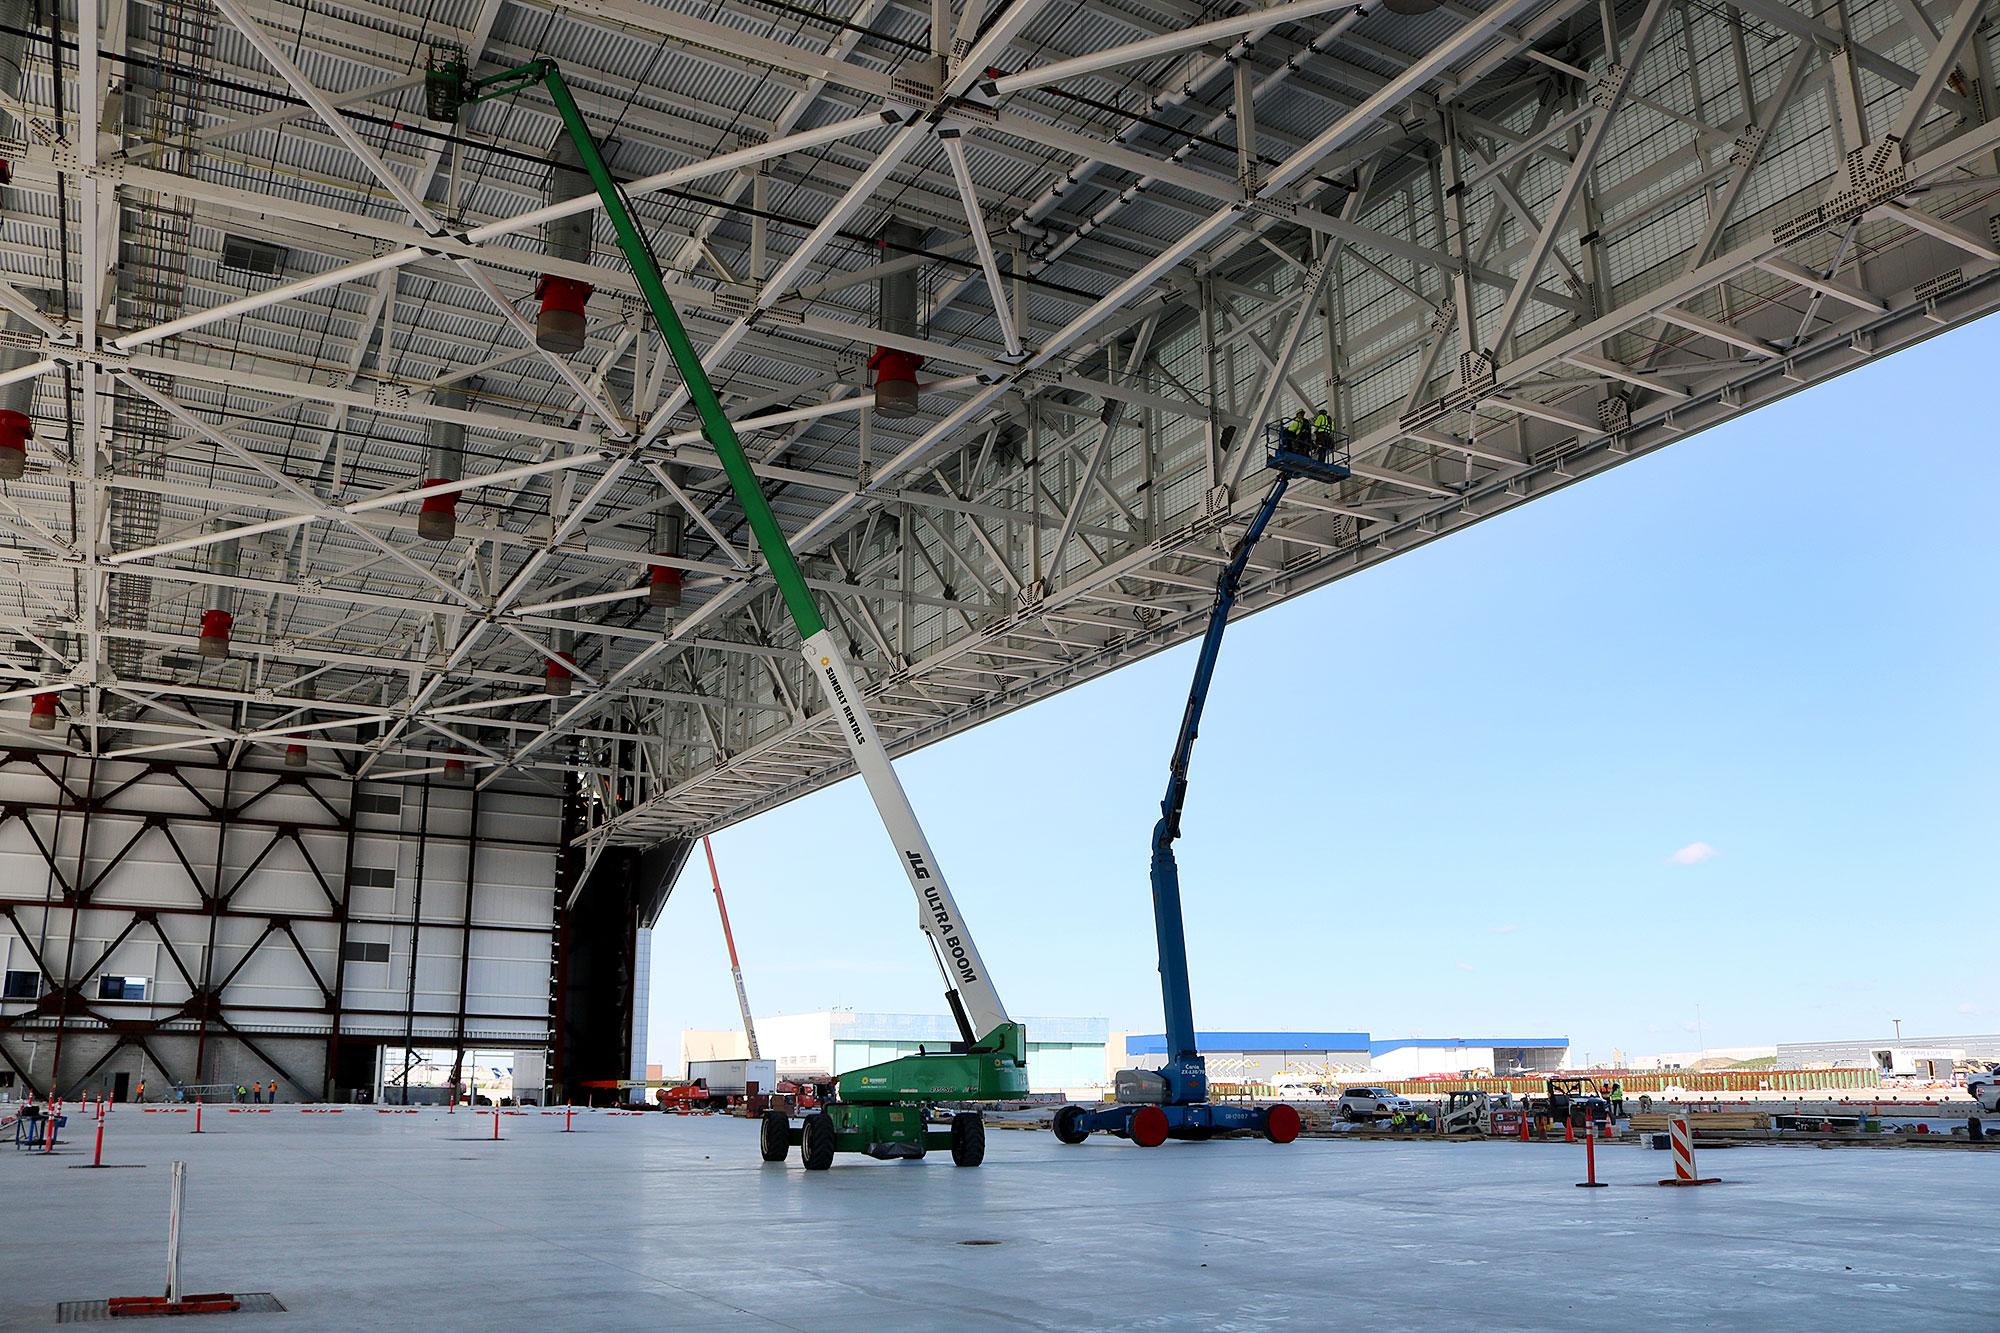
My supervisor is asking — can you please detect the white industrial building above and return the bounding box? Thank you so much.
[685,1011,1110,1094]
[1777,1034,2000,1078]
[1122,1032,1570,1083]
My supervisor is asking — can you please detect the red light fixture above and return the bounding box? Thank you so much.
[418,484,457,541]
[200,527,241,659]
[868,348,923,418]
[28,690,57,731]
[0,409,29,481]
[535,276,593,356]
[443,749,467,783]
[648,564,682,608]
[284,742,307,768]
[198,609,234,659]
[871,220,926,418]
[536,138,594,355]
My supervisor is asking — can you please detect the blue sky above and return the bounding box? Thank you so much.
[649,315,1998,1071]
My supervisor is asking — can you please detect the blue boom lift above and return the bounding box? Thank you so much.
[1052,425,1351,1147]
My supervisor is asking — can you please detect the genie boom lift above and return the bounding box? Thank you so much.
[430,54,1026,1169]
[1052,429,1349,1147]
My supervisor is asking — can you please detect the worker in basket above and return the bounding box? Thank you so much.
[1311,407,1336,461]
[1282,408,1310,454]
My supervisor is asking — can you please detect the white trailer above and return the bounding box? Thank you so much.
[687,1059,778,1097]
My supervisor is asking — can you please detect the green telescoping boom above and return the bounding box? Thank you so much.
[440,55,1025,1167]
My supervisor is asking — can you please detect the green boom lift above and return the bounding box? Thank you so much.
[429,54,1027,1168]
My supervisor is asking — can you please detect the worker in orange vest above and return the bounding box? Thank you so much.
[135,1078,145,1104]
[267,1080,277,1104]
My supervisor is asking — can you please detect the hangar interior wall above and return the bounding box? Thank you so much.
[0,750,563,1102]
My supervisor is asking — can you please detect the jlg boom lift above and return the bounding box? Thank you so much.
[429,54,1026,1169]
[1051,429,1349,1148]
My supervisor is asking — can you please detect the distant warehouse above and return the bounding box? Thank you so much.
[1121,1032,1570,1083]
[1777,1033,2000,1078]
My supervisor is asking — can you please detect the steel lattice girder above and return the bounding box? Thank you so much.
[0,0,1996,853]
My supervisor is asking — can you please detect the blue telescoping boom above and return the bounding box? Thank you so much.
[1052,428,1350,1148]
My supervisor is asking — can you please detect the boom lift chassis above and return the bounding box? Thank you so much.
[1052,435,1348,1147]
[431,54,1026,1168]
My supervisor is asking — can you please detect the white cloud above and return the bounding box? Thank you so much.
[1487,923,1520,935]
[1667,841,1718,866]
[1455,961,1477,973]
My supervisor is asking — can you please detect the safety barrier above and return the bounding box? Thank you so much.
[1657,1116,1722,1186]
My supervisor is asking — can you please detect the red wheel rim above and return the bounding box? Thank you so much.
[1131,1105,1169,1147]
[1265,1103,1301,1144]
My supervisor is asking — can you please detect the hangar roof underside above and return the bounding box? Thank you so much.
[2,0,1996,857]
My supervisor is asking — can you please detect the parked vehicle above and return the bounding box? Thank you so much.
[1535,1076,1611,1125]
[1337,1087,1414,1122]
[1967,1065,2000,1112]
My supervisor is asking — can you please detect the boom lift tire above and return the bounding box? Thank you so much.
[759,1110,790,1162]
[1052,1105,1090,1145]
[950,1112,986,1167]
[801,1113,836,1171]
[1130,1105,1170,1148]
[1263,1104,1302,1144]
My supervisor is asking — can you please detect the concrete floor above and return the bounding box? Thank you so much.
[3,1107,1994,1330]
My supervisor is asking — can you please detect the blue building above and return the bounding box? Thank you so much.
[1123,1031,1569,1083]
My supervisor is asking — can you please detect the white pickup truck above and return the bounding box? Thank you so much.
[1968,1065,2000,1113]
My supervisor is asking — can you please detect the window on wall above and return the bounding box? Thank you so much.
[342,940,390,963]
[355,792,402,817]
[3,969,40,1000]
[97,975,149,1001]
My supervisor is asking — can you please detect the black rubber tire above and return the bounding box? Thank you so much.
[1052,1105,1090,1145]
[759,1110,790,1163]
[950,1111,986,1167]
[801,1112,836,1171]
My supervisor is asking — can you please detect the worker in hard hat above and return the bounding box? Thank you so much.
[1312,406,1336,461]
[1282,408,1310,454]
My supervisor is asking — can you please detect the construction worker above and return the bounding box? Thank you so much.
[268,1079,278,1104]
[135,1078,145,1104]
[1415,1107,1434,1133]
[1282,408,1309,452]
[1311,406,1336,461]
[234,1084,247,1104]
[1388,1108,1407,1132]
[1608,1081,1625,1121]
